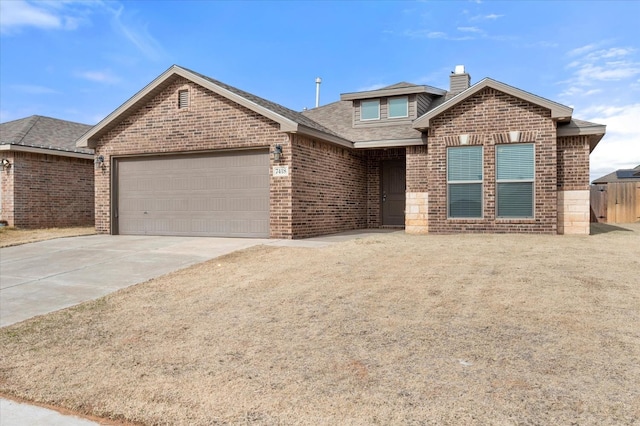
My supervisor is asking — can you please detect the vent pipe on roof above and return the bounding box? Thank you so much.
[315,77,322,108]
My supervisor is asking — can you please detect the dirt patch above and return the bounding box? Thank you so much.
[0,226,95,248]
[1,225,639,425]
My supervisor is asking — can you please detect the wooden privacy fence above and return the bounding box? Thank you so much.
[590,182,640,223]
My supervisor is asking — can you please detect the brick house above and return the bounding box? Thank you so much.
[0,115,95,228]
[76,65,605,238]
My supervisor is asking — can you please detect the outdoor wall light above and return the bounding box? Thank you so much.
[459,134,470,145]
[272,144,283,162]
[509,131,521,143]
[0,158,10,170]
[94,155,105,170]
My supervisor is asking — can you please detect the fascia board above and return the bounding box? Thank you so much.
[341,86,446,101]
[0,144,94,159]
[353,138,425,149]
[412,78,574,129]
[557,124,606,137]
[76,65,300,148]
[295,125,353,148]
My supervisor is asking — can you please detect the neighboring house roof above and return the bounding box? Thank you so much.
[0,115,93,158]
[76,65,352,149]
[592,165,640,184]
[412,78,574,129]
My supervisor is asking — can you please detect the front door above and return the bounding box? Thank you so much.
[381,160,406,226]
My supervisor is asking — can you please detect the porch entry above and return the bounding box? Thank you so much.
[381,159,406,226]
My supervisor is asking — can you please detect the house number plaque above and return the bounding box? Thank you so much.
[273,166,289,177]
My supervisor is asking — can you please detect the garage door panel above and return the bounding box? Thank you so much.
[117,150,269,237]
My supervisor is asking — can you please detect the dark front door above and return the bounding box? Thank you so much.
[381,160,406,226]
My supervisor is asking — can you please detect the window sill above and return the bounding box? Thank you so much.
[496,218,536,223]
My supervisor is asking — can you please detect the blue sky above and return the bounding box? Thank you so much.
[1,0,639,181]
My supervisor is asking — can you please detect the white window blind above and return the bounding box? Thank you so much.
[448,146,483,218]
[496,144,534,218]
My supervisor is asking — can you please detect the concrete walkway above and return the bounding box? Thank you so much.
[0,229,398,425]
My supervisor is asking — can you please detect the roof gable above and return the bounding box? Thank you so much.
[77,65,350,148]
[412,78,574,129]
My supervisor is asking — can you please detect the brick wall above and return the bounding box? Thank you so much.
[426,87,558,234]
[557,136,591,234]
[557,136,590,191]
[291,134,367,238]
[6,151,94,228]
[93,77,290,237]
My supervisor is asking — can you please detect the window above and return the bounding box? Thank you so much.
[447,146,483,218]
[361,99,380,120]
[178,90,189,109]
[496,143,534,218]
[388,97,408,118]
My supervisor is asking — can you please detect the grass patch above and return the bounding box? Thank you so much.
[1,225,640,424]
[0,226,95,248]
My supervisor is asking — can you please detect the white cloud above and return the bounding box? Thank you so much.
[457,26,483,33]
[108,5,165,61]
[470,13,503,21]
[567,43,600,57]
[560,43,640,100]
[587,104,640,181]
[9,84,60,94]
[74,70,121,84]
[0,0,86,33]
[403,29,473,41]
[357,83,387,92]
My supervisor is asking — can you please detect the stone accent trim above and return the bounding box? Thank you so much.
[558,190,590,235]
[405,192,428,234]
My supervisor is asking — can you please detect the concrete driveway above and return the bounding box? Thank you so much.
[0,229,397,425]
[0,234,274,327]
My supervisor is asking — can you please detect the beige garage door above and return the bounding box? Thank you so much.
[115,150,269,237]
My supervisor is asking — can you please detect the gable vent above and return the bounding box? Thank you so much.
[178,90,189,109]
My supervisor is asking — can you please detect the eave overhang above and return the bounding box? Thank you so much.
[353,138,425,149]
[412,78,574,130]
[557,122,607,153]
[0,143,93,159]
[76,65,304,148]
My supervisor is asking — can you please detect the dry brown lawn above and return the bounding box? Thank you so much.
[1,224,639,425]
[0,226,95,248]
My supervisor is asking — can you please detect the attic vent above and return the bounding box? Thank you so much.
[178,90,189,109]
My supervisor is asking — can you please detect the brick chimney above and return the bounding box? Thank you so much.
[447,65,470,99]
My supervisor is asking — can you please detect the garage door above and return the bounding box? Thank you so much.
[115,150,269,237]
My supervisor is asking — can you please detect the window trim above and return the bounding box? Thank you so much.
[495,143,535,219]
[360,99,380,121]
[388,96,409,119]
[447,145,484,219]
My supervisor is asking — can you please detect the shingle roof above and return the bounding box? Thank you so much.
[180,67,344,139]
[301,100,422,142]
[1,115,93,155]
[79,65,350,148]
[592,165,640,184]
